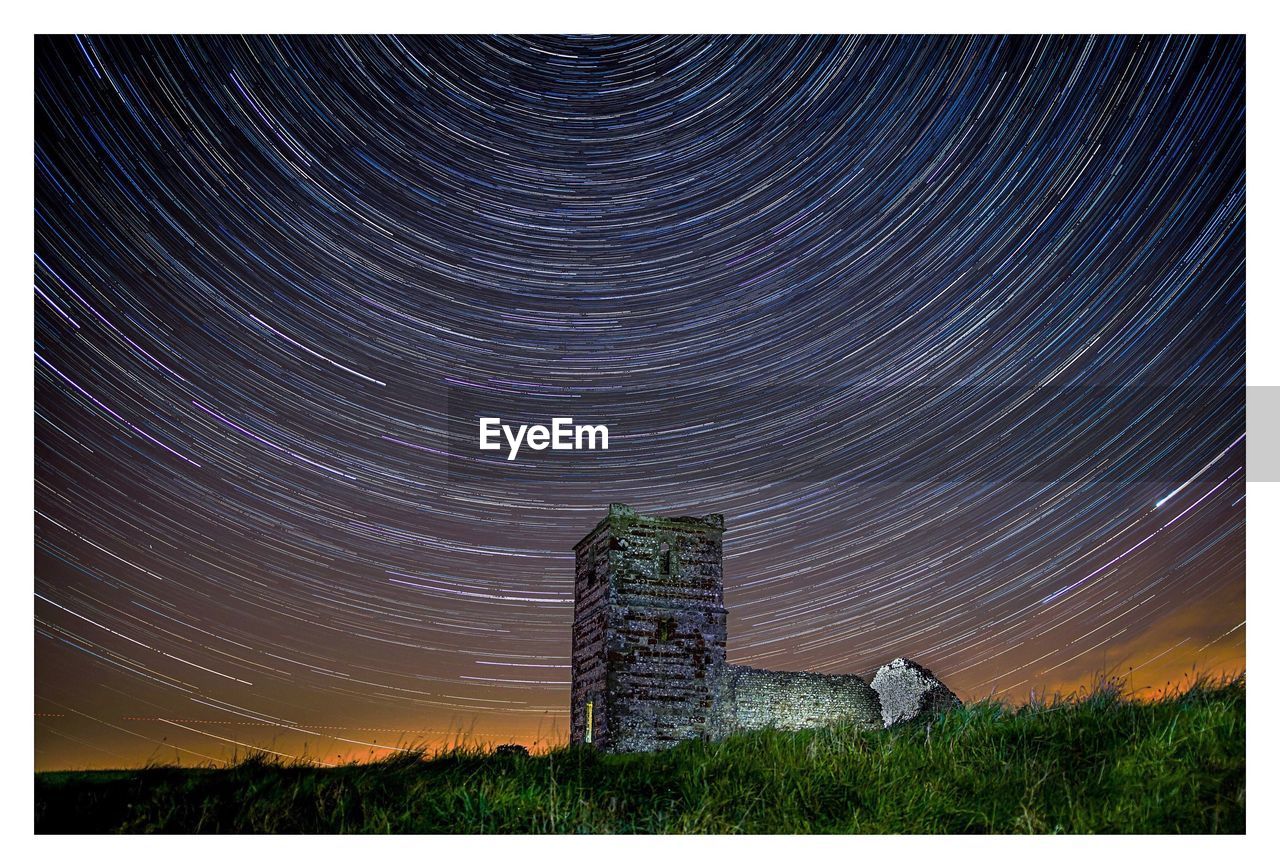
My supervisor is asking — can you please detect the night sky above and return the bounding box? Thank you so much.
[35,35,1244,770]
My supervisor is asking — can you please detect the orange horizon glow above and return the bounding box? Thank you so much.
[35,633,1244,772]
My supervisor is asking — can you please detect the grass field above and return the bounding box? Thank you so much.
[35,675,1244,834]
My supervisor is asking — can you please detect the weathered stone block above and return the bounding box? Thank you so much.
[869,658,961,727]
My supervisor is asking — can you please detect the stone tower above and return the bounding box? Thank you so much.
[570,503,727,751]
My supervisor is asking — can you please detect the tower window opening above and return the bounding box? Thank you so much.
[655,617,677,642]
[658,541,673,578]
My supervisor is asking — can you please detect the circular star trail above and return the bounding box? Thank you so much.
[35,35,1243,769]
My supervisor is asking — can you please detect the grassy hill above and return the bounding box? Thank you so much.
[35,675,1244,834]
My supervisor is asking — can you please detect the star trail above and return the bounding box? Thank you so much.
[34,35,1244,770]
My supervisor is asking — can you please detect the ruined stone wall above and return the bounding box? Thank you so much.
[711,664,882,736]
[572,506,952,753]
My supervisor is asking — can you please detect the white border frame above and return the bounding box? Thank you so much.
[5,2,1266,857]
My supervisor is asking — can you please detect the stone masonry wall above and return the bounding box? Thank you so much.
[569,518,613,748]
[711,664,882,737]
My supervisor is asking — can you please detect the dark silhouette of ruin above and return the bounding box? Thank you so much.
[570,504,958,752]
